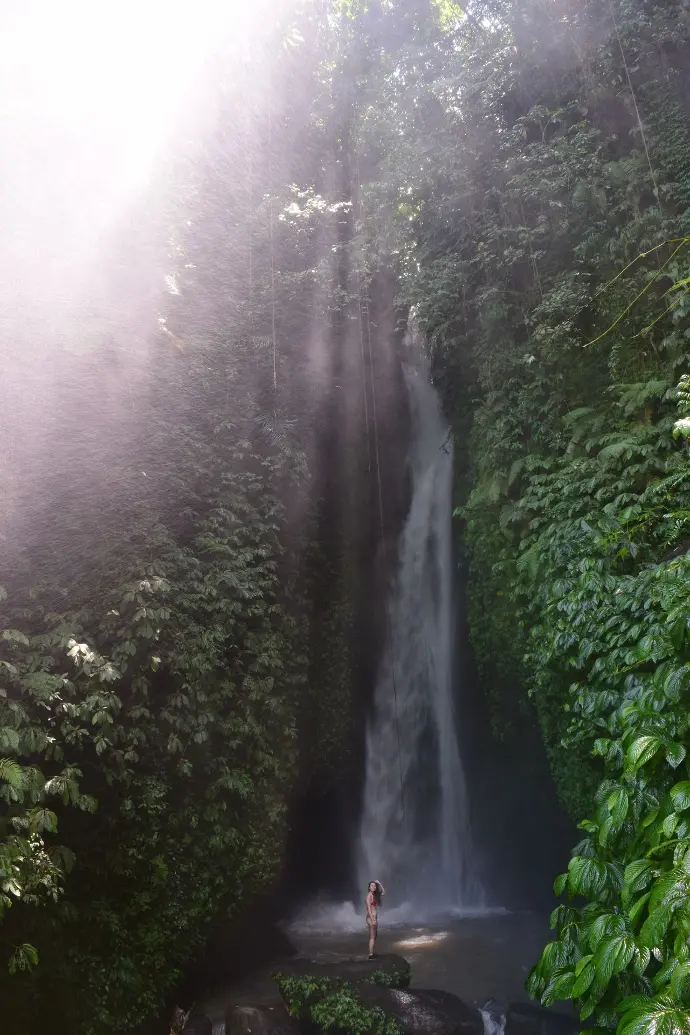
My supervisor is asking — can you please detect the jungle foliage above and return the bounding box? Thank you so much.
[0,8,368,1032]
[275,968,409,1035]
[338,0,690,1030]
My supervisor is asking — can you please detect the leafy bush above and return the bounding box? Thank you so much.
[524,376,690,1030]
[275,974,402,1035]
[366,965,411,988]
[337,0,690,1029]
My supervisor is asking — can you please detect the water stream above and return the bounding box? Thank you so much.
[358,352,482,913]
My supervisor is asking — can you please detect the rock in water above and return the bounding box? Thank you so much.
[358,987,484,1035]
[182,1015,213,1035]
[276,953,411,989]
[226,1004,303,1035]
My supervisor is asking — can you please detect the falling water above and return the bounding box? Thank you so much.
[358,346,483,914]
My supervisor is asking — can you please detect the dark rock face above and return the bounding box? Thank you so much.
[180,912,299,999]
[505,1002,579,1035]
[182,1015,213,1035]
[226,1004,303,1035]
[358,987,484,1035]
[275,953,411,989]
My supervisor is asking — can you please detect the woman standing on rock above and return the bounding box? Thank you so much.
[366,880,385,959]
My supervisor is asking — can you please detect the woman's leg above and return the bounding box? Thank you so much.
[368,921,377,958]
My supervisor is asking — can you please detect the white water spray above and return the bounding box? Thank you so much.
[358,346,483,915]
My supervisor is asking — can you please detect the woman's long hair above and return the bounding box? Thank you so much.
[368,880,382,905]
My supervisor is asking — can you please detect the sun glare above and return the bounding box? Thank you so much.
[0,0,260,169]
[394,932,451,949]
[0,0,274,308]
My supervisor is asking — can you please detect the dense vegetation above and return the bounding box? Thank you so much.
[4,0,690,1032]
[0,12,372,1032]
[275,963,411,1035]
[340,0,690,1031]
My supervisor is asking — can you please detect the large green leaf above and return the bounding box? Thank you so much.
[650,869,690,911]
[640,903,675,948]
[569,856,609,897]
[624,860,656,897]
[0,759,27,790]
[618,997,690,1035]
[542,968,577,1006]
[592,935,636,984]
[670,782,690,811]
[587,912,627,951]
[554,872,568,895]
[626,736,663,772]
[629,892,651,929]
[665,743,686,769]
[572,958,597,998]
[608,788,629,829]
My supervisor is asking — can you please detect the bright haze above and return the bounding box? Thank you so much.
[0,0,268,316]
[0,0,280,556]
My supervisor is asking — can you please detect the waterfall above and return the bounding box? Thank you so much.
[358,349,483,915]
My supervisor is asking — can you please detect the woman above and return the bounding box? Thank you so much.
[365,880,385,959]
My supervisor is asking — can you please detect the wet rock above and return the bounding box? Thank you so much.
[226,1004,304,1035]
[358,986,484,1035]
[275,953,411,989]
[182,1014,213,1035]
[504,1002,579,1035]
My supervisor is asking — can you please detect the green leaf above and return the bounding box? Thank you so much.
[626,736,662,772]
[669,960,690,997]
[666,743,686,769]
[568,856,609,897]
[542,968,576,1006]
[634,946,651,976]
[662,813,679,838]
[593,935,636,985]
[624,860,655,896]
[27,808,58,833]
[554,872,568,896]
[8,943,39,975]
[670,782,690,811]
[0,759,27,790]
[608,787,629,829]
[588,912,627,950]
[650,869,690,911]
[618,999,690,1035]
[572,958,596,998]
[629,892,651,929]
[640,903,674,948]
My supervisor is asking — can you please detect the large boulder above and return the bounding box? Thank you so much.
[275,954,411,989]
[226,1004,304,1035]
[182,1015,213,1035]
[357,986,484,1035]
